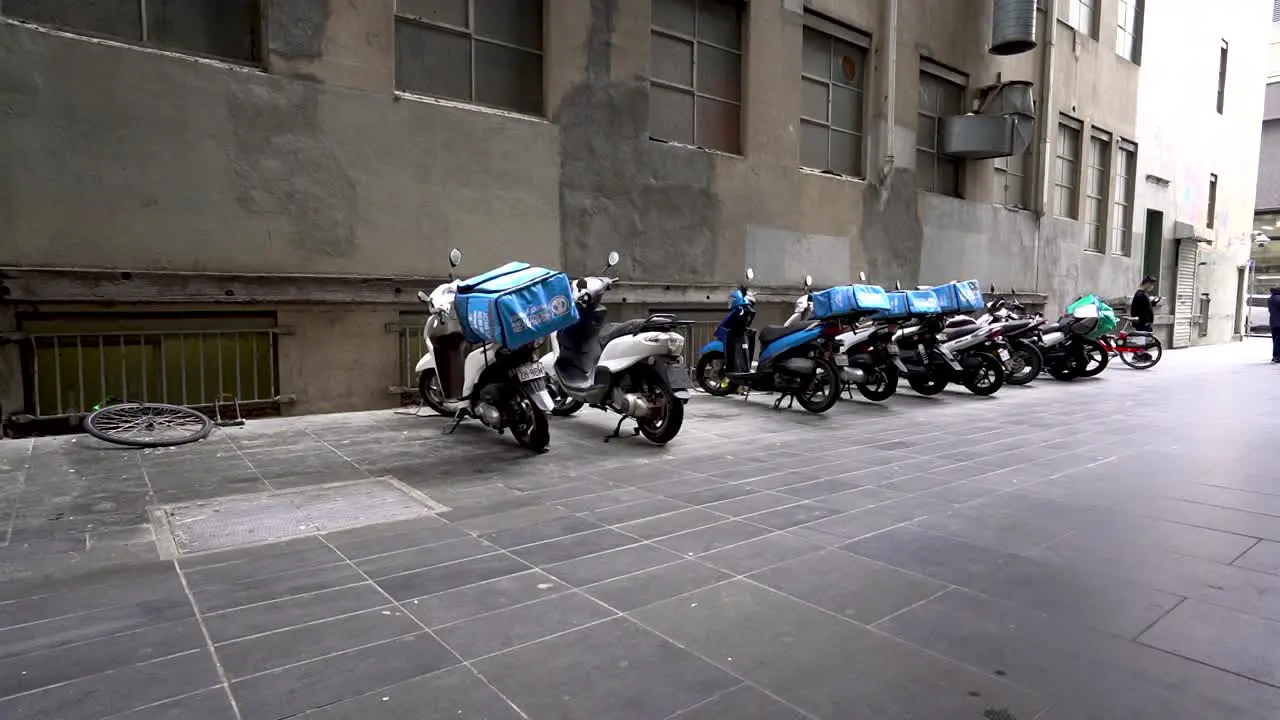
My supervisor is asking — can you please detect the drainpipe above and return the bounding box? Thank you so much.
[880,0,899,183]
[1032,0,1058,292]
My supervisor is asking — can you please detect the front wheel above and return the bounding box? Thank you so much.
[1004,341,1043,386]
[418,370,448,415]
[856,363,899,402]
[694,351,737,396]
[907,375,948,396]
[1119,335,1163,369]
[1046,343,1085,381]
[796,358,842,413]
[511,398,550,453]
[636,366,685,444]
[962,352,1006,396]
[1079,338,1110,377]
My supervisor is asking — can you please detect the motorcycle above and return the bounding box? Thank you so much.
[693,268,843,413]
[944,287,1046,385]
[539,251,693,444]
[888,308,1011,397]
[413,249,556,452]
[789,273,900,402]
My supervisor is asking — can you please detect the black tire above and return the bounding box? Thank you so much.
[1005,341,1043,386]
[795,358,842,413]
[962,352,1006,396]
[694,351,737,396]
[549,381,585,417]
[418,370,448,415]
[1079,338,1110,377]
[856,363,899,402]
[84,402,213,447]
[633,365,685,444]
[1047,343,1085,381]
[907,375,948,396]
[1119,335,1163,369]
[511,399,550,453]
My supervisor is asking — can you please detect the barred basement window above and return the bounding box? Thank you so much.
[1054,117,1083,220]
[395,0,545,117]
[1084,130,1111,253]
[799,13,869,177]
[3,0,261,63]
[649,0,745,154]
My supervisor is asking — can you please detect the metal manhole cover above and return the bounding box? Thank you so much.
[154,477,445,555]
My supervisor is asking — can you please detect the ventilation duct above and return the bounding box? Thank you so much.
[991,0,1037,56]
[939,81,1037,160]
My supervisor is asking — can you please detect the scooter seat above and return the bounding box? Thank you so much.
[939,325,981,341]
[597,319,649,346]
[758,322,816,346]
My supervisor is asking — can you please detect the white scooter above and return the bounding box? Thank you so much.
[414,249,555,452]
[539,251,693,445]
[787,273,899,401]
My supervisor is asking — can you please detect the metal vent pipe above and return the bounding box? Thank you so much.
[991,0,1038,55]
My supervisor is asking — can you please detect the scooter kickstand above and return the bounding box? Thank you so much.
[443,411,465,435]
[603,416,628,442]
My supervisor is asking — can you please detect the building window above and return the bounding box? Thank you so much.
[3,0,261,63]
[1217,40,1229,114]
[1060,0,1096,38]
[1111,140,1137,255]
[1207,173,1219,228]
[1084,130,1111,253]
[1116,0,1143,63]
[798,14,869,177]
[649,0,745,154]
[394,0,545,117]
[917,63,966,197]
[994,151,1028,208]
[1054,118,1083,219]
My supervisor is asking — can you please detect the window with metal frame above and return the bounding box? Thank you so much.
[916,62,966,197]
[1111,140,1137,255]
[1207,173,1219,229]
[3,0,261,63]
[1060,0,1096,37]
[649,0,745,154]
[994,151,1029,208]
[1084,130,1111,253]
[1217,40,1229,114]
[1054,117,1083,220]
[1116,0,1143,63]
[798,13,869,177]
[394,0,544,117]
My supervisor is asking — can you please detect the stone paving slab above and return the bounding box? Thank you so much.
[1,339,1279,718]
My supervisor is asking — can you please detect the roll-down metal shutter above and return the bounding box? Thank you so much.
[1173,240,1198,348]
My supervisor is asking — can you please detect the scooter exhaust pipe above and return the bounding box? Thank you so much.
[619,393,658,419]
[841,367,867,385]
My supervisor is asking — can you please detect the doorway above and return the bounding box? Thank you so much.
[1143,209,1164,293]
[1235,266,1247,337]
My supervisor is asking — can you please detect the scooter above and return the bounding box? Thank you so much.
[693,268,842,413]
[784,273,900,402]
[538,251,693,445]
[413,249,555,452]
[889,312,1010,396]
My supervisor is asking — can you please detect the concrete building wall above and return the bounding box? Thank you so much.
[1135,0,1270,345]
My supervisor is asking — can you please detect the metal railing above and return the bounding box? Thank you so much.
[23,329,287,419]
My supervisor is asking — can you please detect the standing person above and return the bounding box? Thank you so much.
[1130,276,1157,332]
[1269,287,1280,363]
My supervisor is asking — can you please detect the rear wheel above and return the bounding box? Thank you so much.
[417,370,448,415]
[511,397,550,453]
[636,366,685,444]
[694,351,738,396]
[907,375,948,396]
[1004,341,1042,386]
[856,363,899,402]
[1079,338,1110,377]
[1119,335,1163,369]
[796,358,842,413]
[962,352,1006,396]
[1047,343,1085,381]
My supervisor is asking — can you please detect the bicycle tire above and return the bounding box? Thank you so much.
[84,402,214,447]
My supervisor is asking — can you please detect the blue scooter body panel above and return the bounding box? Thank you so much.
[759,326,822,362]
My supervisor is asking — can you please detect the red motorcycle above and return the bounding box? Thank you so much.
[1096,317,1163,370]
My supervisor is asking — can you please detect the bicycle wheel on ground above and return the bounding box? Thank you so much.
[84,402,214,448]
[1119,335,1163,369]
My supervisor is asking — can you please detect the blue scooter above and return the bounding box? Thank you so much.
[692,269,842,413]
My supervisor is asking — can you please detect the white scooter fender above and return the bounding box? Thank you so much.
[414,348,435,374]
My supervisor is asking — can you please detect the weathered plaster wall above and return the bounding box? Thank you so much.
[0,19,561,279]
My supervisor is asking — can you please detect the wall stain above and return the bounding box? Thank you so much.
[862,169,924,287]
[226,80,357,259]
[557,0,720,283]
[268,0,330,60]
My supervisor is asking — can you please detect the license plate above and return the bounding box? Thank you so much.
[835,354,850,367]
[997,348,1011,361]
[665,363,693,391]
[886,343,900,356]
[515,363,546,382]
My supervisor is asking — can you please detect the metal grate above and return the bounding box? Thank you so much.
[24,328,285,418]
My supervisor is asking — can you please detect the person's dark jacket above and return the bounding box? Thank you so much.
[1269,288,1280,328]
[1131,289,1154,325]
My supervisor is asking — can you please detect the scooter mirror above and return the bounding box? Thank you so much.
[448,248,462,267]
[746,267,755,281]
[416,290,430,304]
[895,280,902,290]
[606,251,620,268]
[805,275,813,289]
[859,271,867,282]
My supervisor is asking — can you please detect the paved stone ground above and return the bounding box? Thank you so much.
[2,339,1280,720]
